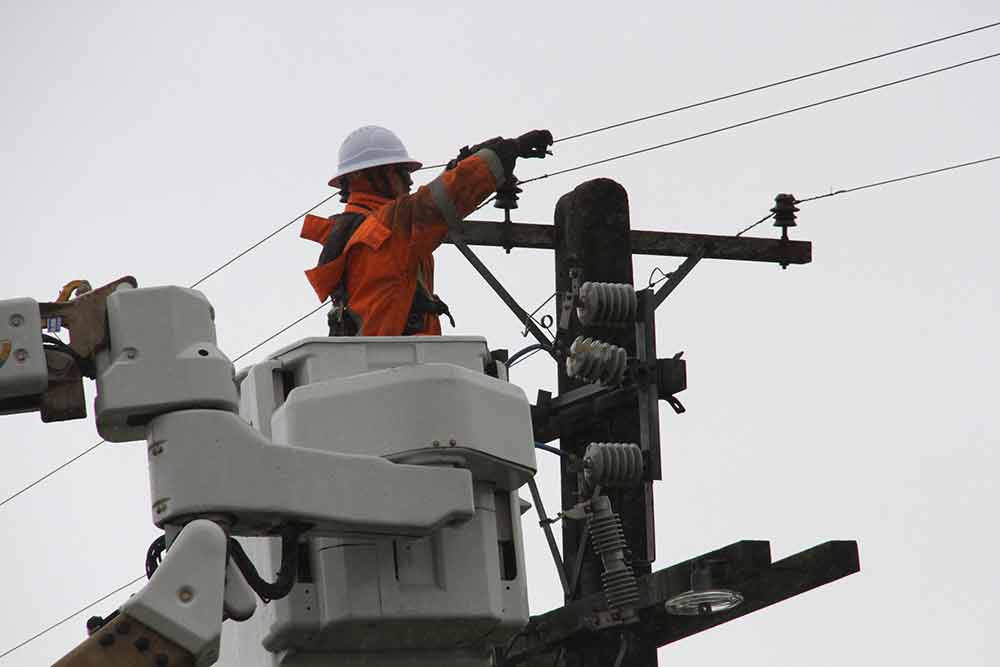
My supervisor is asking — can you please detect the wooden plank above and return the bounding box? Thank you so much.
[647,541,859,647]
[505,541,771,666]
[448,220,812,265]
[505,540,860,665]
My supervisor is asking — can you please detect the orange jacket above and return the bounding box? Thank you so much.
[302,150,505,336]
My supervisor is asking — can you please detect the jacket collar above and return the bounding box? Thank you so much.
[345,191,390,215]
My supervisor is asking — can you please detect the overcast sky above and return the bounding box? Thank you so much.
[2,1,998,665]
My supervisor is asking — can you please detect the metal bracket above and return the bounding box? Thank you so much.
[557,267,583,336]
[447,230,554,351]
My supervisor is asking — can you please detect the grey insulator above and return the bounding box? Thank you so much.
[584,442,644,488]
[576,282,637,327]
[589,495,639,610]
[565,337,627,386]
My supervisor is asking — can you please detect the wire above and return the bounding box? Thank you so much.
[228,523,309,603]
[554,21,1000,144]
[518,51,1000,186]
[473,194,498,212]
[733,153,1000,236]
[735,212,776,238]
[0,190,334,508]
[519,292,558,339]
[189,191,341,289]
[0,575,145,661]
[169,24,1000,293]
[648,267,672,288]
[232,302,328,363]
[145,535,167,579]
[535,442,572,459]
[0,440,104,510]
[509,342,552,367]
[796,154,1000,203]
[508,346,547,368]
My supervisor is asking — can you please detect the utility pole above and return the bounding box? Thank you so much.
[553,179,655,666]
[444,177,858,667]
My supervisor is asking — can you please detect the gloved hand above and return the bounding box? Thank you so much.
[449,136,518,177]
[514,129,554,159]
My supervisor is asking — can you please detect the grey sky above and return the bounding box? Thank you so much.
[1,1,998,664]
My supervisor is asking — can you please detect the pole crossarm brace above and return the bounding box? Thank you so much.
[652,251,703,310]
[446,230,555,350]
[451,220,812,265]
[503,540,859,666]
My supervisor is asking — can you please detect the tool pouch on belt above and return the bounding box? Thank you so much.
[403,286,455,335]
[327,286,362,337]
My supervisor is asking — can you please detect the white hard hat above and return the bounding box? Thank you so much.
[328,125,422,187]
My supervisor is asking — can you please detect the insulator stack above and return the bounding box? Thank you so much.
[584,442,644,488]
[565,337,627,386]
[589,495,639,610]
[576,282,637,327]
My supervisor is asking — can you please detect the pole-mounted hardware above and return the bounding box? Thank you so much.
[582,442,644,492]
[771,193,800,270]
[494,181,524,254]
[664,558,744,617]
[588,495,640,617]
[566,337,629,386]
[576,282,638,328]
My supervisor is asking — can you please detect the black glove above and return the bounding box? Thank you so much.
[514,129,553,159]
[449,136,518,179]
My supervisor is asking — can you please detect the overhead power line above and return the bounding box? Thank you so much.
[181,22,1000,286]
[231,302,328,363]
[0,440,104,510]
[553,20,1000,144]
[0,575,144,661]
[735,212,777,238]
[189,191,341,289]
[795,154,1000,203]
[0,303,327,512]
[518,51,1000,185]
[413,21,998,172]
[735,153,1000,236]
[3,53,996,514]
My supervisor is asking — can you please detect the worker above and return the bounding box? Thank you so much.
[301,125,553,336]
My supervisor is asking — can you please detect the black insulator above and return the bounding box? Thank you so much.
[494,183,523,211]
[771,193,799,231]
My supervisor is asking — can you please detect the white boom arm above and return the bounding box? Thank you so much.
[0,281,538,667]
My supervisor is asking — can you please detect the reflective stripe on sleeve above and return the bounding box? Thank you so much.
[475,148,506,187]
[429,177,461,228]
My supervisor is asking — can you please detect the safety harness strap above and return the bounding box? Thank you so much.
[318,212,454,336]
